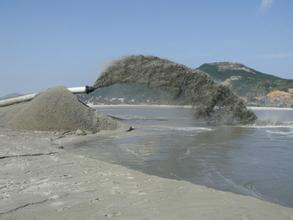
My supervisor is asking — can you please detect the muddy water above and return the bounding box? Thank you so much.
[72,106,293,207]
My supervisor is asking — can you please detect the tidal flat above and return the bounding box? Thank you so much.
[0,126,293,220]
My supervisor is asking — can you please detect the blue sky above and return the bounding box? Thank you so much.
[0,0,292,95]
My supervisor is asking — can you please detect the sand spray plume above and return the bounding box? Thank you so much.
[94,55,257,125]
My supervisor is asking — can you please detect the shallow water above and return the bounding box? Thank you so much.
[73,106,293,207]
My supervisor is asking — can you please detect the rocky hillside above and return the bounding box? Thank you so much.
[265,90,293,107]
[197,62,293,97]
[94,55,256,124]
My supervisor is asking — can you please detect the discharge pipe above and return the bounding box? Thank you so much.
[0,86,95,108]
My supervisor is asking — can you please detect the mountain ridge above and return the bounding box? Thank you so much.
[197,62,293,96]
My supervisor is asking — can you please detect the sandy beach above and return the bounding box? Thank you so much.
[0,128,293,220]
[1,0,293,218]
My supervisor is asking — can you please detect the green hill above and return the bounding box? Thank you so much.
[197,62,293,97]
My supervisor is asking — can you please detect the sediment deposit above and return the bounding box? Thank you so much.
[0,86,120,132]
[0,129,292,220]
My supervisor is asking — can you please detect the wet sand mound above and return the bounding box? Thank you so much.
[0,86,119,132]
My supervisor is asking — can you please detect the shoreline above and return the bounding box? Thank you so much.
[89,103,293,111]
[1,129,293,219]
[88,103,193,108]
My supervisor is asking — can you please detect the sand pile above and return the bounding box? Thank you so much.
[0,86,119,132]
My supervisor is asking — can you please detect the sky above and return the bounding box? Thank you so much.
[0,0,292,95]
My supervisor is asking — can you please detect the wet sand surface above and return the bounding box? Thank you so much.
[83,106,293,207]
[1,128,293,220]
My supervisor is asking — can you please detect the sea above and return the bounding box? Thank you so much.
[72,105,293,207]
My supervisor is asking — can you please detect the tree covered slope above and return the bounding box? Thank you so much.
[197,62,293,97]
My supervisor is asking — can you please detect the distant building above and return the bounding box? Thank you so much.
[288,89,293,94]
